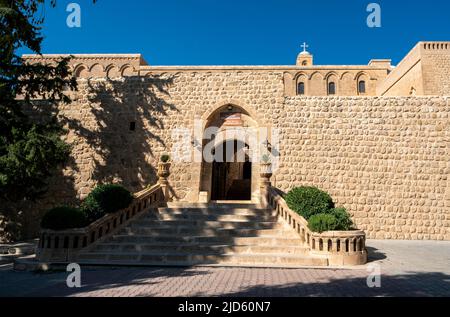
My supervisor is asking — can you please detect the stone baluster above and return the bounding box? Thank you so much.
[259,162,272,208]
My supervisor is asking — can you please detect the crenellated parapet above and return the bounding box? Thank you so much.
[378,42,450,96]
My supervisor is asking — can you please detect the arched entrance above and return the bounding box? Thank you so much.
[198,103,261,203]
[211,140,252,200]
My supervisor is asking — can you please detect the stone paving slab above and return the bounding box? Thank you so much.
[0,240,449,297]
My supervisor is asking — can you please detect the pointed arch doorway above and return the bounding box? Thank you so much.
[198,103,261,203]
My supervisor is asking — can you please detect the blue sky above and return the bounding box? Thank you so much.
[21,0,450,66]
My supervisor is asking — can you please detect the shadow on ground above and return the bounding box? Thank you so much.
[3,266,448,297]
[366,246,387,262]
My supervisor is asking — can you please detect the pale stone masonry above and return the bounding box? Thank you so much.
[16,41,450,241]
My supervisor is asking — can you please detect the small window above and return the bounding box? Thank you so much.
[302,60,307,66]
[129,122,136,131]
[358,81,366,94]
[328,82,336,95]
[297,82,305,95]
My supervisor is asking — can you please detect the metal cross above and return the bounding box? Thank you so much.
[301,42,309,52]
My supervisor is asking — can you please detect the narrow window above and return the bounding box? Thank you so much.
[129,121,136,131]
[297,82,305,95]
[328,82,336,95]
[358,81,366,94]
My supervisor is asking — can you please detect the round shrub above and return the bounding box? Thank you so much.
[83,184,133,216]
[41,206,88,230]
[285,186,334,220]
[308,213,337,233]
[330,208,353,231]
[80,198,104,223]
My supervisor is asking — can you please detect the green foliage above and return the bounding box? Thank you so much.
[285,186,354,232]
[0,122,71,200]
[330,208,353,231]
[0,0,96,240]
[308,214,337,233]
[0,0,78,202]
[83,184,133,217]
[285,186,334,220]
[160,154,170,163]
[80,198,104,223]
[41,206,87,230]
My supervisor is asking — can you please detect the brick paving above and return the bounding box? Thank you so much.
[0,240,449,297]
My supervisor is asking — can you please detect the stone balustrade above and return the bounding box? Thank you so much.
[37,184,163,263]
[268,187,367,266]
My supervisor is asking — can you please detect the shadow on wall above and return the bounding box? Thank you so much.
[2,74,178,241]
[64,74,178,192]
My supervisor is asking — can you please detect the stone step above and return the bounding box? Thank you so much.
[111,226,297,240]
[144,213,277,222]
[78,252,327,267]
[91,243,309,255]
[156,207,274,216]
[165,202,259,209]
[106,235,302,245]
[128,219,282,230]
[117,227,294,237]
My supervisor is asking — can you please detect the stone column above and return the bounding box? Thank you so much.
[259,162,272,208]
[158,161,171,202]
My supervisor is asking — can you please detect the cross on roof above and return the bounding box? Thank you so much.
[301,42,309,52]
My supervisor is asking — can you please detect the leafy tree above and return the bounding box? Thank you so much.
[0,0,94,240]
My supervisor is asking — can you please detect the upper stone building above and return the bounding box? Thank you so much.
[16,41,450,242]
[23,41,450,97]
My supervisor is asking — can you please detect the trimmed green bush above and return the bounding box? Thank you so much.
[41,206,88,230]
[330,208,353,231]
[82,184,133,218]
[80,198,104,223]
[160,154,170,163]
[308,213,337,233]
[285,186,334,220]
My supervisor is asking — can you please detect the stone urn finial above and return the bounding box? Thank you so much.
[158,154,171,180]
[260,154,273,181]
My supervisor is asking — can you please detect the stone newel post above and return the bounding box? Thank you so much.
[259,162,272,208]
[157,157,171,202]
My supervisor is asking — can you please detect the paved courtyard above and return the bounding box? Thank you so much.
[0,240,449,297]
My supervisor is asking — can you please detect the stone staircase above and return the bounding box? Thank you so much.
[77,202,328,267]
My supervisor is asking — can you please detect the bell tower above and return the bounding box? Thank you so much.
[296,42,313,66]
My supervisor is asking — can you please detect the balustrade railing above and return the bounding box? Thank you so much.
[268,187,367,266]
[37,184,163,262]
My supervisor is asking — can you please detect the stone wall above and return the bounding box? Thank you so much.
[422,47,450,95]
[279,96,450,240]
[13,54,450,241]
